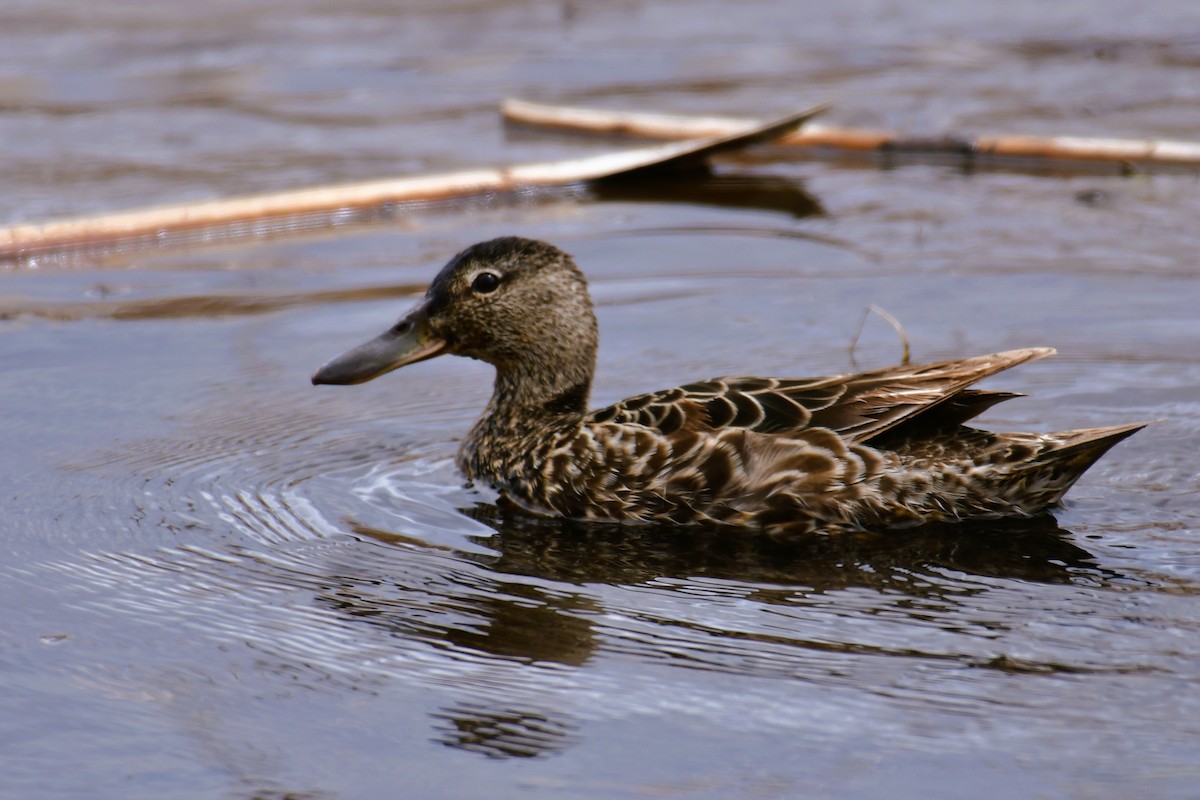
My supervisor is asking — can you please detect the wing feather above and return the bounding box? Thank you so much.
[586,348,1052,442]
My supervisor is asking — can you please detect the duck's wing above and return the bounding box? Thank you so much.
[586,348,1053,443]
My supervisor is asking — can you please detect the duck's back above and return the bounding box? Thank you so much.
[494,349,1146,533]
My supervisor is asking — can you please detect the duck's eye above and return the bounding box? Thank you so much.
[472,271,501,294]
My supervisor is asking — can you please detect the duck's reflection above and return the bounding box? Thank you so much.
[320,560,598,667]
[431,700,577,760]
[458,503,1115,593]
[443,581,596,667]
[323,527,599,760]
[334,509,1117,759]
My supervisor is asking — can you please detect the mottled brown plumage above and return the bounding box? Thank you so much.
[313,237,1145,534]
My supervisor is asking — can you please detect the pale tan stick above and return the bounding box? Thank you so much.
[503,98,1200,166]
[0,106,825,261]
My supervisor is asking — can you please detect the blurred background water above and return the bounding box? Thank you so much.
[2,1,1199,798]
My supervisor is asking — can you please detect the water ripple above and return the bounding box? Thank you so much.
[11,318,1198,769]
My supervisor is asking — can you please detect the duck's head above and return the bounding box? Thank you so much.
[312,237,599,407]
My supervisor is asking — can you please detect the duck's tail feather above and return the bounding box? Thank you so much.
[1011,421,1151,512]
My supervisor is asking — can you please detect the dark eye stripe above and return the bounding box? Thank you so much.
[472,272,501,294]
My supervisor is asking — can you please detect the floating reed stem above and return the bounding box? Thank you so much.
[0,106,824,262]
[503,98,1200,167]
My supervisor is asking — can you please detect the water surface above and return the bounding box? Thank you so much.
[2,2,1199,798]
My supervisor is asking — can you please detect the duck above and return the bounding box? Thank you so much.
[312,236,1145,534]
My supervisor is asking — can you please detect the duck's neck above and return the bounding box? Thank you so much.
[458,356,595,484]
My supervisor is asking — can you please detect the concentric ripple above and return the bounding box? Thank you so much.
[15,360,1198,767]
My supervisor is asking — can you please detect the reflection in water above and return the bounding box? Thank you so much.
[438,583,596,667]
[0,281,427,324]
[591,166,824,219]
[340,506,1126,759]
[432,701,577,759]
[321,530,600,759]
[323,558,598,669]
[458,503,1118,595]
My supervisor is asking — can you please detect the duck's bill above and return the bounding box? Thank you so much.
[311,302,447,385]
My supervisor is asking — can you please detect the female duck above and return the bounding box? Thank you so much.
[313,237,1143,533]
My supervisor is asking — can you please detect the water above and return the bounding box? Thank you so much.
[2,2,1199,798]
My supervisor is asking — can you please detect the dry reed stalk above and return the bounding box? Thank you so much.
[503,98,1200,166]
[0,106,824,261]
